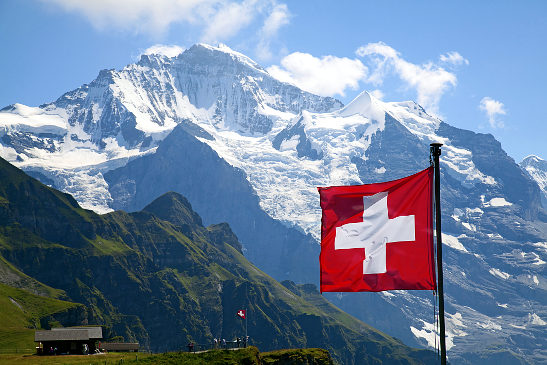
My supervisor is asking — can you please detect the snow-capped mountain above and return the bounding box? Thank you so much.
[0,43,341,213]
[521,155,547,208]
[1,43,546,364]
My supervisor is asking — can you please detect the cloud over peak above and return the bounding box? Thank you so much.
[267,42,468,115]
[45,0,290,58]
[356,42,462,115]
[143,44,185,58]
[480,97,506,128]
[267,52,367,97]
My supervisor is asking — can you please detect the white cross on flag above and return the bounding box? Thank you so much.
[318,167,436,292]
[236,309,246,319]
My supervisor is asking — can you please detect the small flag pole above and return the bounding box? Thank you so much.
[430,143,447,365]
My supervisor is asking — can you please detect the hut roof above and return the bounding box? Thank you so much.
[52,326,102,339]
[35,326,103,342]
[35,329,89,342]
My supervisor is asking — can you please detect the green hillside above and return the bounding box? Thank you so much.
[0,282,83,350]
[0,157,436,364]
[0,347,332,365]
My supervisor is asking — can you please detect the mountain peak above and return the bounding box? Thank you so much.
[184,43,265,73]
[521,154,544,165]
[142,191,203,228]
[337,90,385,122]
[142,44,185,58]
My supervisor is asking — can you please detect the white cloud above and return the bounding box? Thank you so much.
[440,51,469,66]
[143,44,185,58]
[267,52,368,97]
[44,0,210,34]
[369,89,385,100]
[480,97,506,128]
[44,0,291,51]
[262,3,290,36]
[201,0,258,43]
[256,3,290,60]
[356,42,464,115]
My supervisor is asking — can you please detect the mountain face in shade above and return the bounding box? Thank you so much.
[0,44,545,364]
[0,157,437,364]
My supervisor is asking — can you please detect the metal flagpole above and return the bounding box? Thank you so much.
[430,143,447,365]
[245,282,248,346]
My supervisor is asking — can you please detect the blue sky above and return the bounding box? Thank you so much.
[1,0,545,162]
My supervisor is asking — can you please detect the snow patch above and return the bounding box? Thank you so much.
[483,197,512,207]
[0,144,18,161]
[528,313,546,326]
[279,135,299,151]
[442,145,496,187]
[0,104,67,135]
[487,233,503,239]
[461,222,476,231]
[489,268,510,280]
[410,321,438,349]
[411,312,469,352]
[442,233,468,253]
[478,320,502,331]
[532,242,547,251]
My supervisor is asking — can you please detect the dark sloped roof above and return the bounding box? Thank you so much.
[52,326,102,339]
[35,329,89,342]
[35,326,103,342]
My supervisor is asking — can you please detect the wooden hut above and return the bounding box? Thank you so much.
[35,326,102,355]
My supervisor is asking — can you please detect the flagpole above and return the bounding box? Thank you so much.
[430,143,447,365]
[245,282,248,346]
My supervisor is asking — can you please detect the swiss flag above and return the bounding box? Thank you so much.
[318,167,436,292]
[236,309,246,319]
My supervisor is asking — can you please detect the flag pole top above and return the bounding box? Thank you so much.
[430,143,443,149]
[430,143,442,158]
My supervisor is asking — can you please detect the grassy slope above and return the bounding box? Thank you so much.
[261,348,333,364]
[0,352,151,365]
[0,348,331,365]
[0,283,82,350]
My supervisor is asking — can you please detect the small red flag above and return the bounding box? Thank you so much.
[236,309,246,319]
[318,167,436,292]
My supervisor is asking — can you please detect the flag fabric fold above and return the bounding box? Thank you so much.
[318,167,436,292]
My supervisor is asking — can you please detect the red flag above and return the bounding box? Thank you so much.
[236,309,246,319]
[318,167,435,292]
